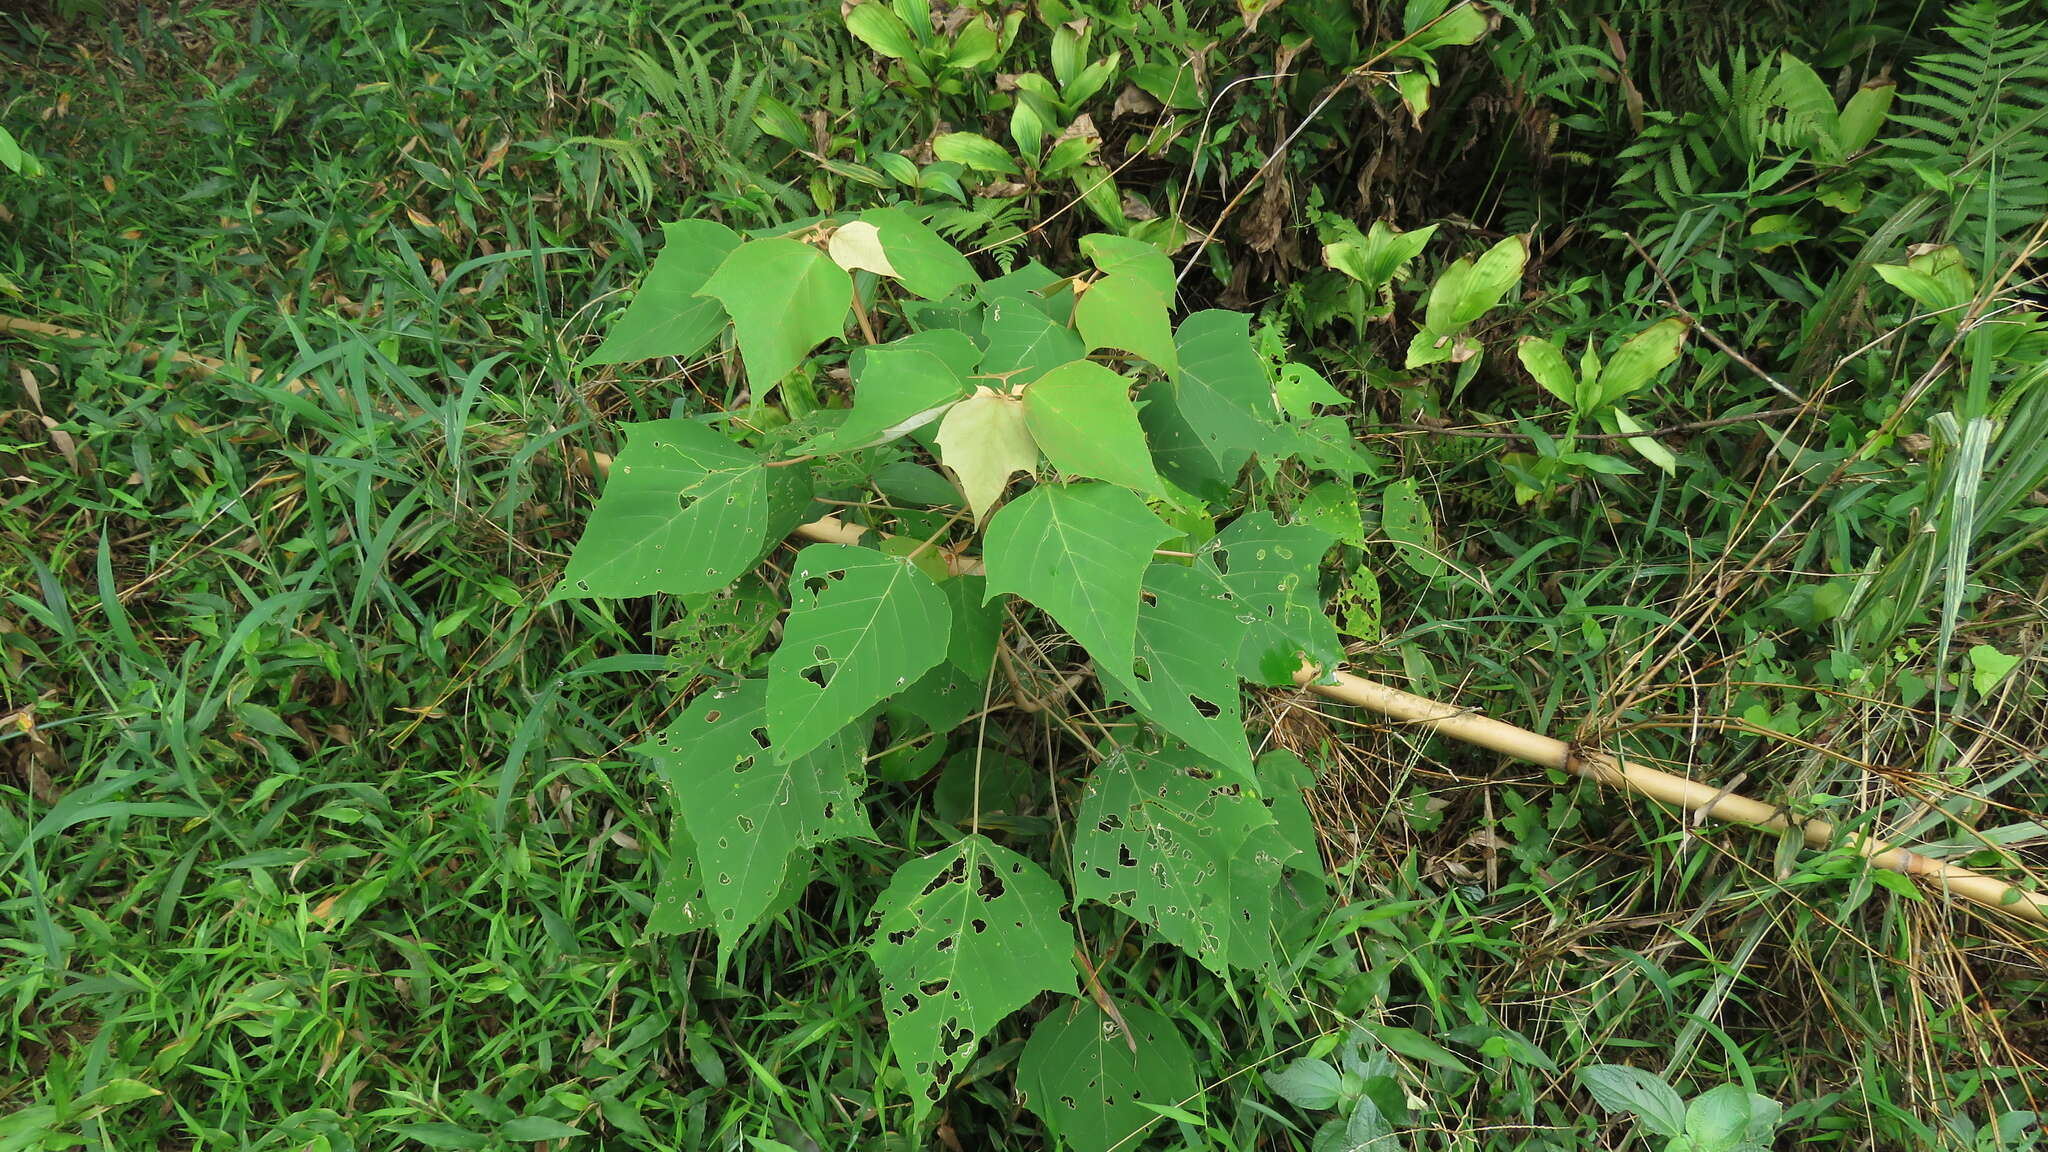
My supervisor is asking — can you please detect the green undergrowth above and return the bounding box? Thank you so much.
[1,2,2045,1151]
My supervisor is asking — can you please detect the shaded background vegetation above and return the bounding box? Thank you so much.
[2,0,2044,1148]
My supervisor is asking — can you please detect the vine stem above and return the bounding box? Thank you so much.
[786,518,2048,926]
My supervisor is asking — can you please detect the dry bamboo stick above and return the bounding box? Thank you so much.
[786,518,2047,925]
[1292,663,2048,925]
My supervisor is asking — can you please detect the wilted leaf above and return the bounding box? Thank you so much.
[935,387,1040,522]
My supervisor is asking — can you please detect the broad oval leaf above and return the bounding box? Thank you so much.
[1073,744,1299,975]
[1076,272,1177,375]
[933,131,1020,175]
[585,219,739,366]
[799,344,970,455]
[769,544,952,763]
[551,420,811,601]
[865,834,1077,1121]
[935,388,1040,523]
[1022,360,1162,493]
[698,237,851,389]
[635,679,871,965]
[1516,336,1578,409]
[983,482,1174,676]
[844,2,917,59]
[1576,1065,1688,1139]
[1020,1002,1200,1152]
[1593,318,1689,409]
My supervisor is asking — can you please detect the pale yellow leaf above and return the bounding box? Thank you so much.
[828,220,899,278]
[934,387,1039,523]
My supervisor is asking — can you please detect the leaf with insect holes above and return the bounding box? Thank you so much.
[1019,1002,1201,1152]
[866,834,1076,1121]
[981,291,1085,388]
[1199,513,1339,684]
[1100,562,1256,787]
[698,237,851,389]
[550,420,811,601]
[769,544,951,763]
[865,206,980,300]
[935,388,1040,523]
[798,344,970,455]
[1076,273,1177,375]
[983,483,1174,677]
[1379,478,1445,579]
[635,680,870,965]
[1073,743,1299,975]
[1022,360,1162,493]
[586,220,740,366]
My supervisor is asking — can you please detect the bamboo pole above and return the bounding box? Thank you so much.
[786,518,2047,926]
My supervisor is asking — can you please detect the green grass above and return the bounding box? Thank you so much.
[3,2,2046,1150]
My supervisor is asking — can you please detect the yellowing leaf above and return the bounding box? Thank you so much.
[828,220,899,278]
[935,388,1040,523]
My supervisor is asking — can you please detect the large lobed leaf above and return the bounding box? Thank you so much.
[982,482,1174,676]
[769,544,952,762]
[1019,1002,1200,1152]
[1199,513,1340,684]
[585,219,739,366]
[698,236,851,389]
[1073,744,1299,975]
[550,419,811,601]
[865,835,1077,1121]
[1021,359,1162,493]
[635,680,870,965]
[1100,562,1256,786]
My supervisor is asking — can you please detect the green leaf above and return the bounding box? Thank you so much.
[933,131,1020,175]
[648,817,710,937]
[390,1124,490,1149]
[698,237,851,389]
[865,206,981,300]
[1517,336,1578,409]
[1101,562,1255,786]
[1685,1084,1754,1152]
[983,483,1174,676]
[1022,360,1162,493]
[1577,1065,1687,1138]
[1295,482,1364,546]
[552,420,810,601]
[1593,318,1689,409]
[1265,1057,1342,1109]
[1422,235,1525,335]
[1080,233,1175,296]
[1019,1003,1200,1152]
[499,1117,584,1141]
[769,544,952,762]
[1405,2,1489,50]
[586,220,739,366]
[866,835,1077,1120]
[799,345,969,454]
[1322,220,1436,289]
[1073,743,1298,975]
[935,388,1040,523]
[1379,478,1445,578]
[1200,513,1339,684]
[637,680,870,963]
[981,289,1086,387]
[845,2,918,59]
[1275,363,1349,420]
[1359,1021,1468,1073]
[1076,273,1177,375]
[1836,82,1895,154]
[1969,644,2020,695]
[1141,310,1288,492]
[1611,409,1677,475]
